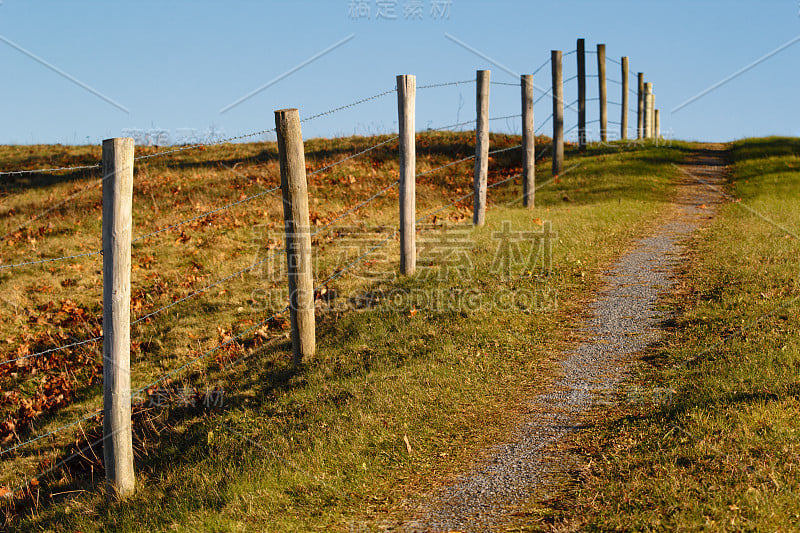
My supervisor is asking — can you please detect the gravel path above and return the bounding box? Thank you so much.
[400,146,729,532]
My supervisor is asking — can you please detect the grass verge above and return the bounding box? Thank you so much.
[0,134,686,531]
[527,137,800,532]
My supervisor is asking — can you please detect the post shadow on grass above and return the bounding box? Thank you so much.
[0,166,99,194]
[1,333,303,525]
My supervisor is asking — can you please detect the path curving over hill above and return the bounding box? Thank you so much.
[401,145,729,532]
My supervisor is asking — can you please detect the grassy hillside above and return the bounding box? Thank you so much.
[535,137,800,531]
[0,134,686,531]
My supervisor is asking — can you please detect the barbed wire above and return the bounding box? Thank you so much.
[134,88,399,165]
[132,304,291,396]
[0,249,101,271]
[309,136,399,177]
[0,335,102,369]
[416,145,535,224]
[607,56,622,65]
[422,119,475,132]
[0,162,100,177]
[488,144,522,156]
[416,154,475,179]
[132,185,282,244]
[490,81,520,87]
[311,180,400,238]
[535,113,554,134]
[0,176,103,242]
[317,229,399,287]
[534,91,551,106]
[564,74,578,84]
[133,128,278,163]
[421,113,523,134]
[132,247,285,326]
[300,88,397,123]
[486,171,522,190]
[417,80,475,90]
[490,114,522,122]
[532,57,551,77]
[0,409,99,456]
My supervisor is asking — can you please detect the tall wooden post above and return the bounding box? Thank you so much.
[577,38,586,151]
[521,74,535,208]
[397,74,416,274]
[551,50,563,176]
[643,82,653,139]
[621,57,629,141]
[102,137,135,500]
[649,92,656,139]
[597,44,607,142]
[275,108,315,366]
[655,109,661,142]
[637,73,645,139]
[473,69,490,226]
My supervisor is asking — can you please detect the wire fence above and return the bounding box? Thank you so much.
[0,40,661,495]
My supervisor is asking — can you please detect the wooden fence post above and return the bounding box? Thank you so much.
[597,44,607,142]
[275,108,315,366]
[637,73,645,140]
[648,91,656,139]
[397,74,416,274]
[655,109,661,142]
[551,50,563,176]
[473,69,490,226]
[102,137,135,500]
[621,57,629,141]
[643,82,652,139]
[577,38,586,151]
[521,74,535,208]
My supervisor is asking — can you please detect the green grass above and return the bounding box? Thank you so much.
[527,137,800,532]
[0,134,688,531]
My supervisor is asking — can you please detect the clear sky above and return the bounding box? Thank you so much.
[0,0,798,145]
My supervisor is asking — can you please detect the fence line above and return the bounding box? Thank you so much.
[1,38,662,495]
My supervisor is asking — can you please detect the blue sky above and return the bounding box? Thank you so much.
[0,0,798,145]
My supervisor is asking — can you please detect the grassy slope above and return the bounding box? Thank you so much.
[0,135,686,531]
[529,137,800,532]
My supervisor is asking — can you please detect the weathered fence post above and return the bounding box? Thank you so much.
[621,57,629,141]
[597,44,607,142]
[551,50,563,176]
[577,38,586,151]
[649,91,656,140]
[655,109,661,142]
[397,74,416,274]
[102,137,135,500]
[275,108,315,366]
[637,73,645,140]
[643,82,653,139]
[521,74,535,208]
[473,69,490,226]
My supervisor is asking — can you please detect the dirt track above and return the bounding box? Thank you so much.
[400,145,729,532]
